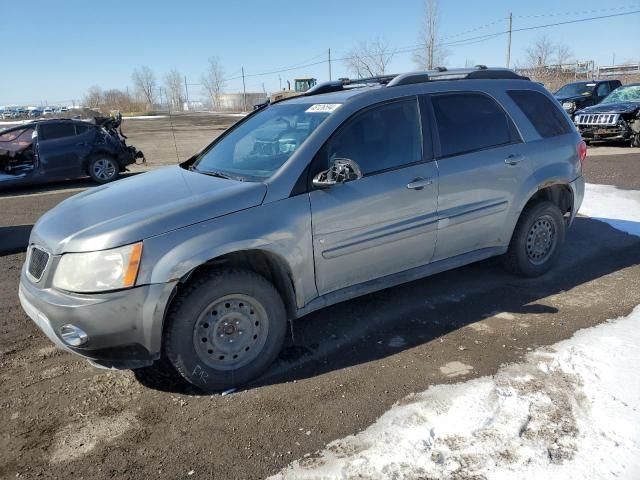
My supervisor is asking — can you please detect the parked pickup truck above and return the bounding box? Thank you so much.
[20,67,586,391]
[554,79,622,118]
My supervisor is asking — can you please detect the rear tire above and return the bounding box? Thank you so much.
[89,155,120,184]
[164,269,287,392]
[502,201,566,277]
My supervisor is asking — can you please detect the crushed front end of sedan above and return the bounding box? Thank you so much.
[574,83,640,147]
[0,114,144,189]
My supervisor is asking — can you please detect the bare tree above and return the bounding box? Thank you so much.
[555,42,573,66]
[345,36,395,78]
[164,69,184,111]
[83,85,103,108]
[201,57,225,109]
[132,66,157,107]
[413,0,449,70]
[524,35,555,67]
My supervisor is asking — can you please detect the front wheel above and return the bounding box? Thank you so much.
[502,201,566,277]
[164,269,287,392]
[89,156,120,184]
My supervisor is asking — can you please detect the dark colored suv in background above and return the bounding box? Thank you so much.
[554,79,622,117]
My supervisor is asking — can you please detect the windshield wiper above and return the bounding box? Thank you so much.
[194,167,245,181]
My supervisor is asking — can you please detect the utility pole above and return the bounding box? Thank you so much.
[506,12,513,68]
[278,75,282,91]
[241,67,247,112]
[184,76,190,111]
[328,48,332,81]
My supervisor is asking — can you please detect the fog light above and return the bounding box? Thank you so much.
[60,324,88,346]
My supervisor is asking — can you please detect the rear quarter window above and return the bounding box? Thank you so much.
[508,90,573,138]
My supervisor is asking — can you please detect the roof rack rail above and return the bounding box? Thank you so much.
[387,66,527,87]
[303,74,398,97]
[298,66,529,100]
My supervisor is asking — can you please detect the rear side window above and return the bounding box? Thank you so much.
[431,92,516,157]
[508,90,573,138]
[75,124,89,135]
[39,123,76,140]
[326,98,422,175]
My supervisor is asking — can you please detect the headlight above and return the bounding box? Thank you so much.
[53,242,143,293]
[562,101,576,113]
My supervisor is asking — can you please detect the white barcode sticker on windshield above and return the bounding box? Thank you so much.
[306,103,342,113]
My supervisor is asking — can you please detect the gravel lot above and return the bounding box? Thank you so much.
[1,114,639,479]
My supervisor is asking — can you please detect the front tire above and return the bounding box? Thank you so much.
[89,155,120,184]
[503,201,566,277]
[164,269,287,392]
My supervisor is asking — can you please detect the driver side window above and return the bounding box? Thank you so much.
[325,98,423,176]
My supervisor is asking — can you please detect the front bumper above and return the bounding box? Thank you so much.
[577,124,631,141]
[19,269,176,369]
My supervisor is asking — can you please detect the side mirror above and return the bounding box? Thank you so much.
[312,158,363,189]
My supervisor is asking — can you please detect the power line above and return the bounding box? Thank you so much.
[511,9,640,32]
[513,4,640,19]
[220,9,639,84]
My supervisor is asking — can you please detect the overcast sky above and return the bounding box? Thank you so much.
[1,0,639,105]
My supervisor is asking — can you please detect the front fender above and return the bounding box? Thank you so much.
[137,195,317,309]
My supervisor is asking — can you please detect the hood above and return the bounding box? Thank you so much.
[31,166,267,254]
[576,102,640,115]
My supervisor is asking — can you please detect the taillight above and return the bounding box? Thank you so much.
[577,140,587,165]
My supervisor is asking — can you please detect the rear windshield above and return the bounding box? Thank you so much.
[192,103,338,181]
[508,90,573,138]
[554,83,595,97]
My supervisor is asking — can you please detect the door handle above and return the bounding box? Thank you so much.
[504,154,524,166]
[407,177,433,190]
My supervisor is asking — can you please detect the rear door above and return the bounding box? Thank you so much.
[309,97,439,295]
[427,91,528,261]
[36,122,88,179]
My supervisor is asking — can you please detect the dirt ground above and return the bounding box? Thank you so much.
[1,114,639,479]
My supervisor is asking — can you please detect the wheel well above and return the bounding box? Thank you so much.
[179,250,298,319]
[525,184,573,218]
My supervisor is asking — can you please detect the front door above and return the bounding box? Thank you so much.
[309,97,439,295]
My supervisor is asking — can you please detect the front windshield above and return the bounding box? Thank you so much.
[601,85,640,104]
[554,83,595,97]
[192,103,339,181]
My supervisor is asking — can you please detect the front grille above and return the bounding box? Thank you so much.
[575,113,620,126]
[28,246,50,281]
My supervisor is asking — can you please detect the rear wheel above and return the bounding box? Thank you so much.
[164,269,287,392]
[503,201,566,277]
[89,155,119,184]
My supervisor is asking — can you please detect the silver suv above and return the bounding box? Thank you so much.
[19,67,586,391]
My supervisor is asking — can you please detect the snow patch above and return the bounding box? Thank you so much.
[580,183,640,236]
[122,115,167,120]
[271,307,640,479]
